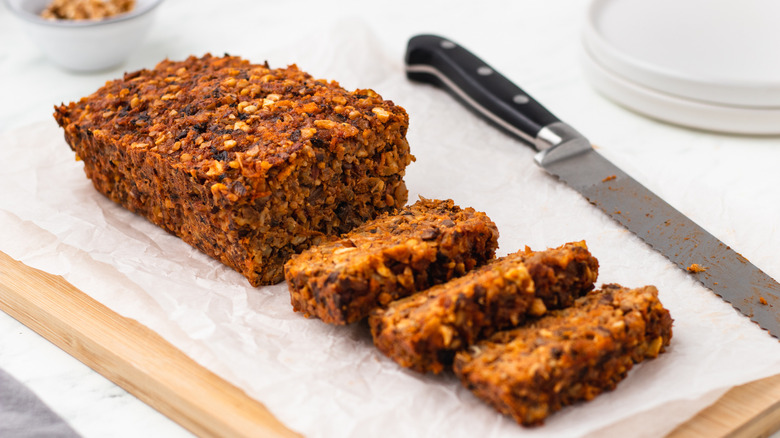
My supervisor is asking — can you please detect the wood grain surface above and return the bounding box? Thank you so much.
[0,250,778,438]
[0,251,299,438]
[668,374,780,438]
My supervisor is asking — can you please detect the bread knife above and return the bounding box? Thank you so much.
[405,34,780,338]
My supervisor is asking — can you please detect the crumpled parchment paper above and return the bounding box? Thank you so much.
[1,23,780,438]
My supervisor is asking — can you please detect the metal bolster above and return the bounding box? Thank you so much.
[533,121,592,166]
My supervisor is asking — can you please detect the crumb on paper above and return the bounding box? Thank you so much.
[602,175,617,182]
[687,263,707,273]
[759,296,768,306]
[40,0,135,20]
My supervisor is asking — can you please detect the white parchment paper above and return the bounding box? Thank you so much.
[2,24,780,438]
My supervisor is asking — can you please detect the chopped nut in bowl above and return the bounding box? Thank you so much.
[40,0,136,20]
[4,0,164,72]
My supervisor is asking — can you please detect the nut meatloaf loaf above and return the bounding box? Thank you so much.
[453,284,673,426]
[53,54,414,285]
[284,198,499,325]
[369,241,599,374]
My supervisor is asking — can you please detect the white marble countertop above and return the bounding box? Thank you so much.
[2,1,780,437]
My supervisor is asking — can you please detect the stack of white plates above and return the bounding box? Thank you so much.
[582,0,780,135]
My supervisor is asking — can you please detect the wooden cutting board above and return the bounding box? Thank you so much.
[0,250,778,438]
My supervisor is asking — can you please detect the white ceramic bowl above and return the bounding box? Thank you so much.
[5,0,164,72]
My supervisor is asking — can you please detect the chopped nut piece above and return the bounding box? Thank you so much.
[233,121,250,132]
[372,107,390,122]
[314,119,338,129]
[528,298,547,317]
[210,182,228,195]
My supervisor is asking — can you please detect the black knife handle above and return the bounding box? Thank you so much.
[405,34,560,149]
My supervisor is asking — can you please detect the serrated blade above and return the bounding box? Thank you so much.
[540,144,780,336]
[404,34,780,337]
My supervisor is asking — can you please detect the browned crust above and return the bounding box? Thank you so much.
[369,241,599,374]
[284,198,499,325]
[53,54,414,285]
[453,284,673,427]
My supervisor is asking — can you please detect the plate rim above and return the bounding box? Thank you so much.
[585,0,780,109]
